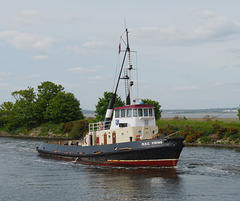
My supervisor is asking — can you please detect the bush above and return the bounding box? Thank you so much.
[158,124,178,136]
[185,135,198,143]
[212,123,227,139]
[180,126,203,143]
[39,123,63,136]
[156,119,240,144]
[200,136,212,143]
[67,120,89,139]
[172,116,187,121]
[229,134,240,142]
[229,126,238,135]
[203,115,215,121]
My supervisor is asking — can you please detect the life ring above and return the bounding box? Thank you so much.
[135,134,141,141]
[99,123,103,130]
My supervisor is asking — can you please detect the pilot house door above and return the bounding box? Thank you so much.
[104,133,107,145]
[112,132,116,144]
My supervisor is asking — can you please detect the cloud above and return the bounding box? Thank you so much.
[82,41,105,48]
[27,74,40,79]
[226,48,240,54]
[31,55,48,60]
[0,72,11,77]
[65,67,86,73]
[190,9,216,18]
[94,75,105,80]
[0,83,10,89]
[222,64,240,69]
[2,9,79,29]
[173,86,200,91]
[0,9,42,29]
[135,10,240,46]
[88,75,105,80]
[49,12,79,24]
[10,10,40,26]
[65,67,97,73]
[0,30,57,52]
[66,41,106,55]
[189,15,240,41]
[214,82,221,86]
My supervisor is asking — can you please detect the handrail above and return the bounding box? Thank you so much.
[89,121,111,132]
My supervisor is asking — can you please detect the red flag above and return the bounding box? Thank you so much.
[118,43,121,54]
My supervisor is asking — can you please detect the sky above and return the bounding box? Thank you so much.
[0,0,240,110]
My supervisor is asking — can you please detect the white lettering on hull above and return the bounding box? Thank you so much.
[141,141,163,146]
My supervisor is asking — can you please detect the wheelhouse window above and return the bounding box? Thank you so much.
[138,108,142,117]
[149,108,153,116]
[121,109,125,117]
[127,109,132,117]
[117,107,154,118]
[144,108,148,117]
[115,110,119,118]
[133,109,137,117]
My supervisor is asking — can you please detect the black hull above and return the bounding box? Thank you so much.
[37,137,184,167]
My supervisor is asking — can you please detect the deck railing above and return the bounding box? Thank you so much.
[89,121,111,132]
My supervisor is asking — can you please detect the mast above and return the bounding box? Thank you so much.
[125,28,133,105]
[104,28,133,122]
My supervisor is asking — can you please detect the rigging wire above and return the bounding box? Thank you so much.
[112,38,122,93]
[112,31,128,95]
[135,51,139,101]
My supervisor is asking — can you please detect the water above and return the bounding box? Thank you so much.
[0,137,240,201]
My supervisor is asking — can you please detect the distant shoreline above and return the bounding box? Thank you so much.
[161,112,238,119]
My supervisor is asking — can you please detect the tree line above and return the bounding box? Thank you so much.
[0,81,84,131]
[0,81,162,133]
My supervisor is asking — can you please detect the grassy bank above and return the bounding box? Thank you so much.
[0,119,90,139]
[157,118,240,145]
[1,118,240,146]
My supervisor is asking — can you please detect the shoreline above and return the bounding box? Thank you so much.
[184,142,240,148]
[1,133,239,148]
[0,131,70,140]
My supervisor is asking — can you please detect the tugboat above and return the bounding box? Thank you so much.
[37,28,184,167]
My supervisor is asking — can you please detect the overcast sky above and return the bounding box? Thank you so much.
[1,0,240,110]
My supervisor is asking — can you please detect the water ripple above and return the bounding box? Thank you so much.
[0,137,240,201]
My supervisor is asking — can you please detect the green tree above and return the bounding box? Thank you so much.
[0,101,15,128]
[95,92,125,121]
[238,108,240,120]
[12,87,36,102]
[11,87,37,128]
[45,91,84,123]
[36,81,64,124]
[141,99,162,119]
[0,81,84,131]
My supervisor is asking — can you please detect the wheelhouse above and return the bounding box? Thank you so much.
[110,104,156,129]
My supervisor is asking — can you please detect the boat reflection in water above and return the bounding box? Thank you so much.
[80,166,181,200]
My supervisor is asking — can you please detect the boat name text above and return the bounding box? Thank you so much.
[141,141,163,146]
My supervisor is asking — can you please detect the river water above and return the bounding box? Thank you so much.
[0,137,240,201]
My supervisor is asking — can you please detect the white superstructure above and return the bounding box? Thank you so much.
[84,104,158,146]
